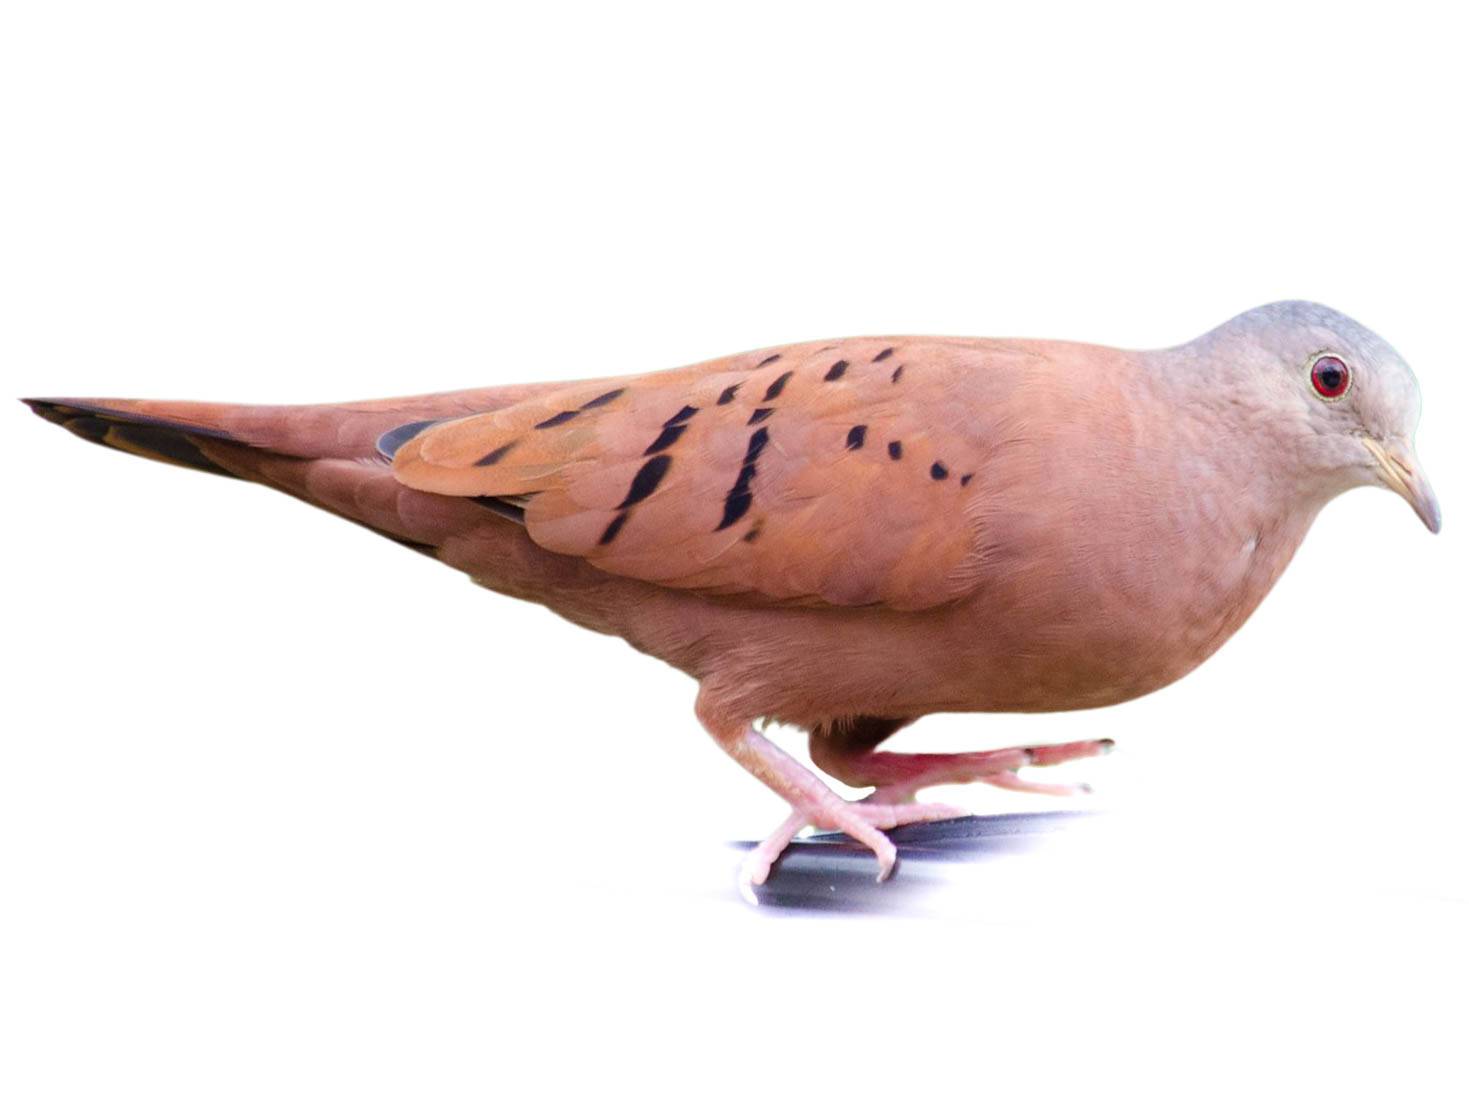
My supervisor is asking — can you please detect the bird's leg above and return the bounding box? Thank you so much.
[812,737,1114,804]
[697,701,969,891]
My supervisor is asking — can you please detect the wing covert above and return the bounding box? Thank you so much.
[390,338,1019,609]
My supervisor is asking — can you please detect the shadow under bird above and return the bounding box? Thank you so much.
[24,301,1439,893]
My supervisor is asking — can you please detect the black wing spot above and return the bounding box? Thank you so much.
[824,359,849,381]
[744,426,771,463]
[873,347,895,362]
[716,428,770,531]
[664,405,699,426]
[930,462,949,481]
[960,473,973,486]
[719,491,753,531]
[755,353,782,368]
[888,441,903,460]
[891,365,905,383]
[581,388,625,409]
[846,425,867,450]
[472,496,528,523]
[618,454,673,508]
[762,371,794,401]
[643,422,689,455]
[535,409,579,429]
[475,441,518,467]
[717,384,741,405]
[598,512,630,546]
[376,419,440,460]
[747,407,774,425]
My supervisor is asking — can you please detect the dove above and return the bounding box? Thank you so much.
[23,301,1439,892]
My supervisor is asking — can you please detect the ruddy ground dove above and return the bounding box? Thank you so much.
[24,301,1439,891]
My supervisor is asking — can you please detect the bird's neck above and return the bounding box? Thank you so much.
[1140,344,1346,522]
[1119,346,1335,668]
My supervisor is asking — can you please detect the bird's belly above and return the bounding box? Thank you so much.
[608,512,1308,725]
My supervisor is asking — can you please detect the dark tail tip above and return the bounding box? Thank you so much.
[23,397,241,479]
[22,397,75,425]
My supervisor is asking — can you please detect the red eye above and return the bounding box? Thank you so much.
[1310,355,1351,399]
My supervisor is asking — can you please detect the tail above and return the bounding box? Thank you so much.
[22,392,484,469]
[21,388,562,563]
[24,397,253,478]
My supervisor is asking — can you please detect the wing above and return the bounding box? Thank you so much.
[388,338,1036,609]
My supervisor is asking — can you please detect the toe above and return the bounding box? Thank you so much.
[872,838,898,882]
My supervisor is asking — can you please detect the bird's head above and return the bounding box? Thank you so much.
[1195,301,1440,533]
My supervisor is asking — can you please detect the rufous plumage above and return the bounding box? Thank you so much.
[25,301,1439,891]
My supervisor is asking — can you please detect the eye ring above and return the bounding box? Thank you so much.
[1309,353,1352,401]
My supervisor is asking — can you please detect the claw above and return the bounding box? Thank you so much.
[741,798,966,896]
[980,770,1094,797]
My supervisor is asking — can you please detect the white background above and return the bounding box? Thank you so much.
[2,2,1465,1098]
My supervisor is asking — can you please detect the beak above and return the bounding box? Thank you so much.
[1362,437,1441,533]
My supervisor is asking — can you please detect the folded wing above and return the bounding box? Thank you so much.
[389,339,1017,609]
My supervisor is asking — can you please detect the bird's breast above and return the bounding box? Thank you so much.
[945,413,1315,713]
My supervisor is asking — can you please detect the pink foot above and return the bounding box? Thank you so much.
[740,798,970,899]
[859,738,1114,803]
